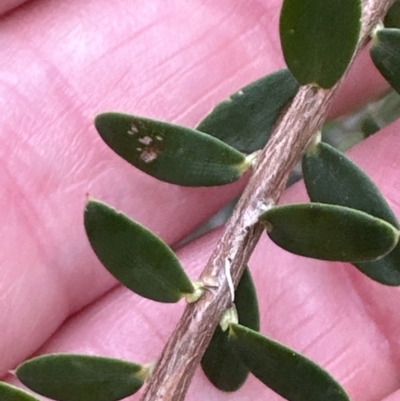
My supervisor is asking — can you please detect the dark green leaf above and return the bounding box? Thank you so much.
[0,382,41,401]
[16,354,146,401]
[84,199,194,303]
[229,324,350,401]
[384,0,400,28]
[234,267,260,331]
[353,247,400,285]
[370,28,400,95]
[280,0,361,88]
[197,69,299,153]
[259,203,399,262]
[201,267,259,391]
[360,116,381,137]
[303,142,399,226]
[95,112,249,187]
[303,142,400,285]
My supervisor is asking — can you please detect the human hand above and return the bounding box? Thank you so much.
[1,1,399,400]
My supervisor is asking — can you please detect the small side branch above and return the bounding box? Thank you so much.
[140,1,395,400]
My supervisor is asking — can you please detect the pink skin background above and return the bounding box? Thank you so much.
[1,0,400,400]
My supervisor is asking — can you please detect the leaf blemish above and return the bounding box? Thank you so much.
[140,150,158,163]
[128,122,140,135]
[138,136,153,145]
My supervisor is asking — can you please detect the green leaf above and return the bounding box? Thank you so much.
[280,0,361,88]
[353,246,400,285]
[201,267,260,391]
[303,142,399,226]
[370,28,400,95]
[94,112,249,187]
[234,267,260,332]
[16,354,146,401]
[302,142,400,285]
[84,199,194,303]
[229,324,350,401]
[384,0,400,28]
[197,69,299,154]
[259,203,399,262]
[0,382,41,401]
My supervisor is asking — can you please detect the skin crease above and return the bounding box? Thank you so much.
[0,0,27,15]
[1,0,400,400]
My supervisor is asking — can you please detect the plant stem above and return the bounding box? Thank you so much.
[140,1,395,400]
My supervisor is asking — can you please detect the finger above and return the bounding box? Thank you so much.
[0,0,392,377]
[15,117,400,400]
[0,0,279,376]
[330,44,390,118]
[382,390,400,401]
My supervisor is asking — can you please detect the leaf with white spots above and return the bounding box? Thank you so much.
[95,112,250,187]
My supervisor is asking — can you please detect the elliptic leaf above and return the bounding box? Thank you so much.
[197,69,299,153]
[354,246,400,285]
[370,28,400,95]
[259,203,399,262]
[201,267,259,391]
[384,0,400,28]
[94,112,249,187]
[17,354,146,401]
[0,382,41,401]
[302,142,399,226]
[280,0,361,88]
[229,324,350,401]
[303,142,400,285]
[234,267,260,331]
[84,199,194,303]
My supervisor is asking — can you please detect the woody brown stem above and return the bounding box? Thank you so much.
[140,1,395,400]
